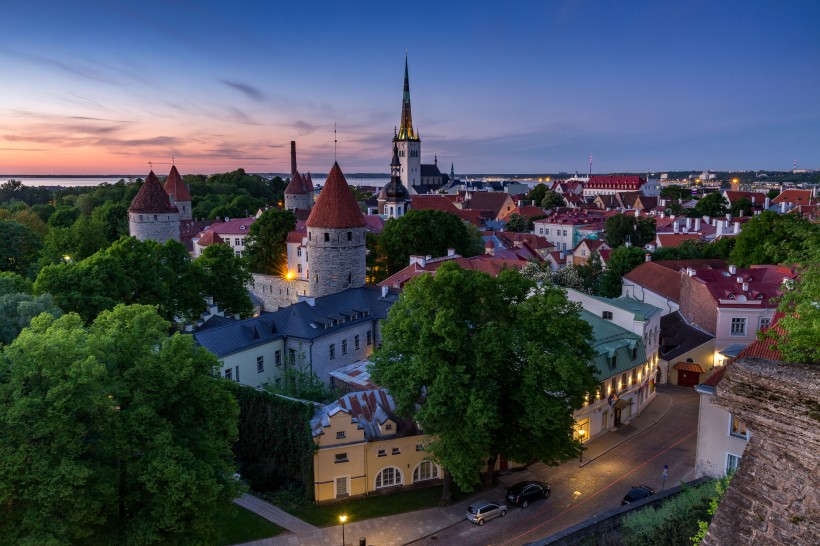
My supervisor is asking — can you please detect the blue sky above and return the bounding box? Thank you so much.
[1,0,818,175]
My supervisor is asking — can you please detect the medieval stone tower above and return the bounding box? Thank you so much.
[377,141,411,219]
[128,170,180,243]
[284,141,313,212]
[394,55,421,189]
[305,162,367,297]
[163,164,192,222]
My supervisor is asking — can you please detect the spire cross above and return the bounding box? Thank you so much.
[148,161,153,171]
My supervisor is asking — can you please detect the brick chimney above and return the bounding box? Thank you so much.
[290,141,297,176]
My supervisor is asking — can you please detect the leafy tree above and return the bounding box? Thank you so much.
[575,251,603,294]
[245,208,296,275]
[91,201,130,242]
[379,209,485,276]
[766,188,780,200]
[729,197,753,217]
[505,212,529,233]
[598,246,646,297]
[525,183,549,205]
[660,185,690,200]
[29,203,56,223]
[10,208,49,239]
[366,232,389,284]
[702,237,735,259]
[540,190,566,210]
[0,305,241,545]
[197,244,253,317]
[0,292,62,345]
[264,360,339,404]
[0,219,41,276]
[665,201,686,217]
[691,193,729,218]
[370,263,597,500]
[729,211,819,267]
[0,271,33,295]
[47,206,80,228]
[40,215,109,265]
[604,214,656,248]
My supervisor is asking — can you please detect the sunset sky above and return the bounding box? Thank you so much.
[1,0,819,175]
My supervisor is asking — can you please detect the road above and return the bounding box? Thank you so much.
[408,385,699,546]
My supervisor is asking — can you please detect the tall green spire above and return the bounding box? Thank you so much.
[397,53,418,141]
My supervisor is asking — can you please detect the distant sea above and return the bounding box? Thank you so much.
[1,175,392,188]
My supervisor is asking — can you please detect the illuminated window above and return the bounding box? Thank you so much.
[729,414,748,439]
[413,461,439,482]
[375,467,402,488]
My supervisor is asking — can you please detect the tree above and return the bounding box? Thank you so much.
[244,208,296,275]
[729,211,819,267]
[540,190,566,210]
[0,305,241,545]
[197,244,253,317]
[598,246,646,297]
[525,183,549,205]
[0,271,33,295]
[730,197,753,217]
[0,219,41,275]
[766,188,780,200]
[691,192,729,218]
[505,213,529,233]
[0,292,62,345]
[91,201,130,242]
[379,209,484,276]
[47,206,80,228]
[370,263,598,500]
[660,185,690,200]
[40,215,109,265]
[604,214,656,248]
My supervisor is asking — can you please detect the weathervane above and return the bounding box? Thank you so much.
[334,122,337,161]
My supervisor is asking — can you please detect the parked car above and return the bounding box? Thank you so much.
[466,499,507,526]
[621,485,656,505]
[506,480,551,508]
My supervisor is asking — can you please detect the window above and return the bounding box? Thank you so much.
[545,228,549,235]
[342,340,347,355]
[413,461,439,482]
[367,331,372,346]
[416,444,425,452]
[225,368,232,380]
[377,449,386,457]
[385,423,393,431]
[563,230,567,236]
[726,453,741,474]
[275,350,282,366]
[759,317,771,330]
[329,344,335,360]
[730,318,746,336]
[297,248,302,257]
[582,249,587,257]
[335,476,349,497]
[347,231,352,241]
[256,356,264,373]
[375,467,402,489]
[392,447,400,455]
[335,453,348,463]
[729,414,748,439]
[235,366,240,382]
[632,346,638,360]
[336,431,346,440]
[609,355,617,369]
[289,348,296,365]
[602,311,613,320]
[354,335,360,350]
[324,232,330,242]
[297,264,302,273]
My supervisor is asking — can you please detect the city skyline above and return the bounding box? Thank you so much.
[1,0,819,175]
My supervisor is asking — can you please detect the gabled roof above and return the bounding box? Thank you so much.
[410,195,461,214]
[378,255,526,289]
[623,261,684,302]
[129,171,179,214]
[656,233,703,248]
[328,361,377,391]
[660,311,714,362]
[772,189,814,205]
[465,192,515,218]
[306,162,367,228]
[195,217,255,237]
[197,230,224,247]
[581,310,647,380]
[163,165,191,202]
[586,175,645,190]
[688,265,794,309]
[311,388,401,441]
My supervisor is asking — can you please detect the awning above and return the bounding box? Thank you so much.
[719,343,748,358]
[613,399,629,410]
[673,362,706,374]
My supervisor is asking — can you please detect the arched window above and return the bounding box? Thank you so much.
[375,467,403,489]
[412,461,439,483]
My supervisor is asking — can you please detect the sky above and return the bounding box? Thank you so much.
[1,0,819,176]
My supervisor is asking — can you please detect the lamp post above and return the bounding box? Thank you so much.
[578,429,586,462]
[339,514,347,546]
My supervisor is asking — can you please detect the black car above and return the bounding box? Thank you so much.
[506,480,551,508]
[621,485,656,505]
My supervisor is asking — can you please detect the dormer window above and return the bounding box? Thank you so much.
[727,293,736,299]
[240,225,246,230]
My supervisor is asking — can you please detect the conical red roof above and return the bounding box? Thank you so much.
[304,172,314,193]
[306,162,366,228]
[129,171,178,213]
[164,165,191,202]
[284,171,308,195]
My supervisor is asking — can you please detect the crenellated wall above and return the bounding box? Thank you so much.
[702,357,820,546]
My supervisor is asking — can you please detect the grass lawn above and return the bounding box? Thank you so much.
[285,486,444,527]
[217,505,285,545]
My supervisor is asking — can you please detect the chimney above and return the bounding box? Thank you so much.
[729,264,737,275]
[687,267,696,277]
[694,218,701,231]
[290,141,297,176]
[409,255,426,267]
[704,215,711,225]
[447,248,456,256]
[685,217,692,230]
[764,196,771,209]
[674,222,679,234]
[736,275,744,284]
[742,281,749,292]
[381,285,389,298]
[485,240,495,256]
[739,209,744,217]
[645,252,652,262]
[635,209,641,217]
[725,213,732,221]
[780,202,787,213]
[734,221,740,234]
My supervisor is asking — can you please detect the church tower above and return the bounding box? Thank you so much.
[394,55,421,189]
[284,141,312,211]
[128,171,180,243]
[164,164,192,222]
[305,162,367,298]
[377,141,411,219]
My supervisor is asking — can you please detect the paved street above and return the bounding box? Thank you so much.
[237,385,698,546]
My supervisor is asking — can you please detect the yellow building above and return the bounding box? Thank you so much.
[311,389,442,503]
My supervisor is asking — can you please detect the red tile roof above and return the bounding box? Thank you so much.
[196,217,255,237]
[772,189,814,205]
[702,363,730,387]
[623,261,685,302]
[689,265,794,309]
[673,362,706,373]
[410,195,461,214]
[304,172,314,193]
[465,192,515,218]
[379,255,525,289]
[197,230,224,247]
[306,162,367,228]
[284,171,308,195]
[164,165,191,202]
[129,171,178,214]
[656,233,703,248]
[286,230,306,244]
[587,175,645,190]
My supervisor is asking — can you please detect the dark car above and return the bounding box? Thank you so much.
[506,480,551,508]
[621,485,656,505]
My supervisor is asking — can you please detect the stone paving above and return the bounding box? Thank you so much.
[235,386,691,546]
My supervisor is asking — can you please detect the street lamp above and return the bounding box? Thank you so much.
[339,514,347,546]
[578,429,586,462]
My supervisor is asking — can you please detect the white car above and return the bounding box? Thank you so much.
[466,499,508,526]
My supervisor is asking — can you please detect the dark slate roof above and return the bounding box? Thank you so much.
[193,286,399,358]
[659,311,714,362]
[420,163,442,177]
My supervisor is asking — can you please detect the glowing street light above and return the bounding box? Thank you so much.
[339,514,347,546]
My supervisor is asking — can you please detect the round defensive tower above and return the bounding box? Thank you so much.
[128,170,180,243]
[163,164,192,222]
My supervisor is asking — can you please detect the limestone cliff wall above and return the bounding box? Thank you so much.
[702,357,820,545]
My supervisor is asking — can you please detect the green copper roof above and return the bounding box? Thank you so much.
[580,310,647,380]
[586,294,661,322]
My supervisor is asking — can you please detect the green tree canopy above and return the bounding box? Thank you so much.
[197,243,253,317]
[244,208,296,275]
[504,212,529,233]
[540,190,566,210]
[729,197,753,217]
[0,292,62,346]
[604,214,656,248]
[370,263,597,498]
[525,183,549,205]
[378,209,485,276]
[0,271,33,295]
[0,305,240,545]
[690,192,729,218]
[0,219,42,276]
[660,185,691,200]
[598,246,646,297]
[728,211,819,267]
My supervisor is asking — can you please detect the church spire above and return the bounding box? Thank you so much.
[397,53,418,141]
